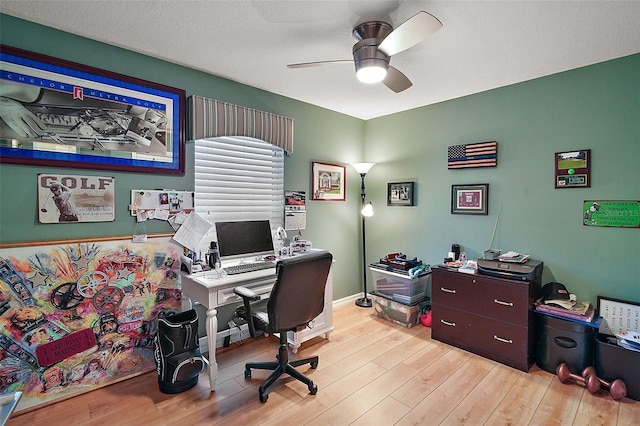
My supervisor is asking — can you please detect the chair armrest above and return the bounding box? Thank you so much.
[233,286,260,301]
[233,286,261,338]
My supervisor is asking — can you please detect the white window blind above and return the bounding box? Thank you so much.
[194,136,284,253]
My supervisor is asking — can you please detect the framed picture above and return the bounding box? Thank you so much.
[387,182,415,206]
[0,45,186,175]
[311,161,346,201]
[555,149,591,188]
[451,184,489,215]
[37,173,115,223]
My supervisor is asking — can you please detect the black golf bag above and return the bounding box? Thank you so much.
[154,309,205,393]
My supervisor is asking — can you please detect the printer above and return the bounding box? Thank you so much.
[477,259,543,282]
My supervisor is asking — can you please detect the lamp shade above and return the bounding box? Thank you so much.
[361,202,374,217]
[352,162,376,174]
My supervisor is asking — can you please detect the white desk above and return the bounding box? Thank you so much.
[179,254,333,391]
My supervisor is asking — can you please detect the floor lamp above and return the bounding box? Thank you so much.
[352,162,375,308]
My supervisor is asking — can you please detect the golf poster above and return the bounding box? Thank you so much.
[37,174,115,223]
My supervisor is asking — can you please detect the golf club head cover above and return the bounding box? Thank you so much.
[154,309,205,393]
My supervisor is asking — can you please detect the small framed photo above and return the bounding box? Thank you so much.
[451,184,489,215]
[387,182,415,206]
[311,162,346,201]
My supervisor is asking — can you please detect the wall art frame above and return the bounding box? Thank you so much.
[311,161,346,201]
[0,45,186,175]
[0,235,182,414]
[37,173,116,223]
[451,183,489,215]
[555,149,591,188]
[387,181,415,206]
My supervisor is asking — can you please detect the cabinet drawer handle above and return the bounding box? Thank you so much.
[494,335,513,344]
[494,299,514,307]
[440,319,456,327]
[440,287,456,294]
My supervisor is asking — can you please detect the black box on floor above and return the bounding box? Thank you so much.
[594,334,640,401]
[534,311,597,374]
[594,296,640,401]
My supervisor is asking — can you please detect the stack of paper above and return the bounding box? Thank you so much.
[498,251,530,263]
[535,298,596,323]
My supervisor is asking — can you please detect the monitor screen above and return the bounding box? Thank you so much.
[215,220,274,260]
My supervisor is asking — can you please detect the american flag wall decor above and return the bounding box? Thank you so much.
[448,141,498,169]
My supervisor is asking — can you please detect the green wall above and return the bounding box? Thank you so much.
[1,14,638,306]
[363,53,640,303]
[0,15,366,301]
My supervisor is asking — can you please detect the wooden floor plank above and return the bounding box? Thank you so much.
[259,362,386,426]
[573,389,621,426]
[350,396,412,426]
[484,367,552,425]
[305,362,421,425]
[441,363,522,425]
[528,376,585,424]
[391,346,472,408]
[395,355,496,425]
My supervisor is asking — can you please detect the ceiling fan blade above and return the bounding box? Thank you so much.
[287,60,353,69]
[383,66,412,93]
[378,11,442,57]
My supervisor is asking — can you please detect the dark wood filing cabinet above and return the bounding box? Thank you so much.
[431,267,541,372]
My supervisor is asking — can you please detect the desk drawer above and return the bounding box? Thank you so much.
[217,282,274,305]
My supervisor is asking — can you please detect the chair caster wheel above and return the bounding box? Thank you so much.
[259,392,268,403]
[244,368,251,379]
[308,381,318,395]
[311,360,318,369]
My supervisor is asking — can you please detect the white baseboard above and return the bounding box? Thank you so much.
[333,293,364,307]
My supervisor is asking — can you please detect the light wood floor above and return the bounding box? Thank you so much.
[9,300,640,425]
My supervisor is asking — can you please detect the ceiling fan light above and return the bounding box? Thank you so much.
[357,65,387,84]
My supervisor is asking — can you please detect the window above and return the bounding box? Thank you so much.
[194,136,284,253]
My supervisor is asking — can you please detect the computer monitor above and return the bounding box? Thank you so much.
[215,220,275,262]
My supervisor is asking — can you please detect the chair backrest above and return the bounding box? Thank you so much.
[267,250,333,332]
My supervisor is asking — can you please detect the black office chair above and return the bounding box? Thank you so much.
[233,250,333,403]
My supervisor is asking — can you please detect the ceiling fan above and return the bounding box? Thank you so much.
[287,11,442,93]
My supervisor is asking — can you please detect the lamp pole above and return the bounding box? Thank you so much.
[356,171,372,307]
[352,162,375,308]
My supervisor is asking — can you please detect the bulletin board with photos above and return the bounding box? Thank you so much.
[130,189,194,218]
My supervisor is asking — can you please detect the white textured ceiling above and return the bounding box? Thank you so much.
[2,1,640,120]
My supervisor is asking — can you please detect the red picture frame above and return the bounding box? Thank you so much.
[311,161,346,201]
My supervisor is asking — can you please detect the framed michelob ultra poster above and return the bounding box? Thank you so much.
[0,45,186,175]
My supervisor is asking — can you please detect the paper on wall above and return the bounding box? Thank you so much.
[171,211,212,253]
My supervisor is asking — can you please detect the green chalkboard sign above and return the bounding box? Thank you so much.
[583,200,640,228]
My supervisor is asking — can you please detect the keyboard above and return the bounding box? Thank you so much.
[223,261,276,275]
